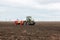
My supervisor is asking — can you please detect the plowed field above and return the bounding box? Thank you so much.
[0,21,60,40]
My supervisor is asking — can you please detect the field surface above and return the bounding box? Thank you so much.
[0,21,60,40]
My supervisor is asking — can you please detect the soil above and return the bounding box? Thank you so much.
[0,21,60,40]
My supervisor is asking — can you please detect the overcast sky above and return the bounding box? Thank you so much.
[0,0,60,21]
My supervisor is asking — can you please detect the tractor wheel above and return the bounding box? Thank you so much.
[28,21,35,25]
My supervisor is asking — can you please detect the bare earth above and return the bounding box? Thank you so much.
[0,21,60,40]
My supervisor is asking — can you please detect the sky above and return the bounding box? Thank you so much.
[0,0,60,21]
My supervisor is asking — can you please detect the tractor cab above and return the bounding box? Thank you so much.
[26,16,33,21]
[25,16,35,25]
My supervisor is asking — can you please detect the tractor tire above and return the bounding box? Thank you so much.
[29,21,35,25]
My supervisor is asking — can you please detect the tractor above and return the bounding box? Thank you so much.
[15,16,35,25]
[23,16,35,25]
